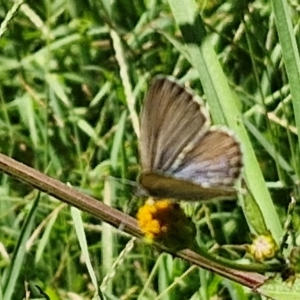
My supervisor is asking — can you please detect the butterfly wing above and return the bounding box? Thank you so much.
[139,130,242,200]
[168,128,242,186]
[140,76,210,172]
[139,76,242,200]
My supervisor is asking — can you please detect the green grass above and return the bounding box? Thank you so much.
[0,0,300,299]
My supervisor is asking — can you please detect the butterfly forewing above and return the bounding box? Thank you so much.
[139,76,242,201]
[140,77,210,172]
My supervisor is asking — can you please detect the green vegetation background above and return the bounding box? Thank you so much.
[0,0,299,299]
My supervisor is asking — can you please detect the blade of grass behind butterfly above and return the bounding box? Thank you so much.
[101,111,127,293]
[2,193,39,300]
[271,0,300,192]
[71,207,102,299]
[168,0,282,243]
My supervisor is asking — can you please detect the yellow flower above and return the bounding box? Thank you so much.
[137,198,195,251]
[247,233,278,262]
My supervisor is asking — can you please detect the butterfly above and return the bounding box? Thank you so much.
[138,76,242,201]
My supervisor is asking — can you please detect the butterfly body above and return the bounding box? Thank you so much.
[139,172,237,200]
[138,76,242,201]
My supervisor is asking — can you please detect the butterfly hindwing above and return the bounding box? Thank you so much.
[168,129,242,187]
